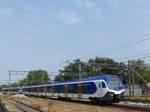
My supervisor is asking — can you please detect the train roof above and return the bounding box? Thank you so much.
[80,74,118,81]
[2,86,20,90]
[3,74,120,89]
[22,74,119,88]
[56,74,118,83]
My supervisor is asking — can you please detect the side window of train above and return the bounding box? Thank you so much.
[83,83,90,91]
[101,82,106,88]
[99,83,101,88]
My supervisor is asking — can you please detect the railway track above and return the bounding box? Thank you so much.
[29,96,150,112]
[0,100,8,112]
[71,99,150,111]
[5,98,43,112]
[125,99,150,104]
[112,103,150,112]
[3,95,150,112]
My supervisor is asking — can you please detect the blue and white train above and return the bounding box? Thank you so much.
[2,75,125,103]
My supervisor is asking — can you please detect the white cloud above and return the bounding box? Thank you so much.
[75,0,96,8]
[58,11,81,25]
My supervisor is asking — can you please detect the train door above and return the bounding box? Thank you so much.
[99,81,107,97]
[44,87,47,98]
[39,87,42,97]
[37,87,40,96]
[78,83,82,98]
[51,86,55,97]
[36,87,38,96]
[47,86,51,97]
[64,84,68,97]
[41,87,43,97]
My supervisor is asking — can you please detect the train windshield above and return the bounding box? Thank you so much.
[108,76,124,90]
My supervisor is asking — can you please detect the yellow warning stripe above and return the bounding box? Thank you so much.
[78,83,82,98]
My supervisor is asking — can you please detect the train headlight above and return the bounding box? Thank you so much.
[109,92,114,97]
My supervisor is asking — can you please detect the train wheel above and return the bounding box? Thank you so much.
[90,98,98,104]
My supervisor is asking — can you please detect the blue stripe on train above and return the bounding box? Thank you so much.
[44,82,97,94]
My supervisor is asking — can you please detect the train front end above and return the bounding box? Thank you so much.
[106,75,125,102]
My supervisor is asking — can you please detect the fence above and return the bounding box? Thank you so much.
[124,85,150,96]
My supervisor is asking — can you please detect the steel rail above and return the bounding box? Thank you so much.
[28,96,150,112]
[6,98,44,112]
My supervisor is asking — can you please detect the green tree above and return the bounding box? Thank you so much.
[130,60,150,84]
[11,83,19,87]
[55,59,87,81]
[0,84,9,91]
[55,57,128,82]
[19,69,50,86]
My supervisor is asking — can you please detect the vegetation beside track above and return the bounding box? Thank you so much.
[1,97,21,112]
[128,95,150,102]
[1,98,22,112]
[9,96,129,112]
[1,58,150,89]
[12,96,53,112]
[10,95,148,112]
[0,99,8,112]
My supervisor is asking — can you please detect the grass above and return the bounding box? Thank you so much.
[128,95,150,101]
[0,98,22,112]
[12,96,53,112]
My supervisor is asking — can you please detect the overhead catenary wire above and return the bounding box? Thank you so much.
[113,52,150,61]
[109,48,150,60]
[4,50,150,85]
[100,33,150,62]
[102,33,150,55]
[121,55,150,63]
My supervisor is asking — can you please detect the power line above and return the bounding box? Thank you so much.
[114,51,150,61]
[102,33,150,55]
[7,70,58,85]
[110,48,150,60]
[121,55,150,63]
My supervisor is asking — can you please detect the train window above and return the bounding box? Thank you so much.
[32,88,35,92]
[68,84,77,93]
[46,86,51,93]
[58,85,65,93]
[99,83,101,88]
[41,87,45,92]
[68,85,73,93]
[82,83,91,94]
[37,87,42,92]
[55,85,60,93]
[84,84,90,91]
[51,86,56,93]
[34,88,37,92]
[101,82,106,88]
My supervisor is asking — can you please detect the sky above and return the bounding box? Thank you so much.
[0,0,150,83]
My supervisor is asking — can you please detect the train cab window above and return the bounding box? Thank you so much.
[99,83,101,88]
[101,82,106,88]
